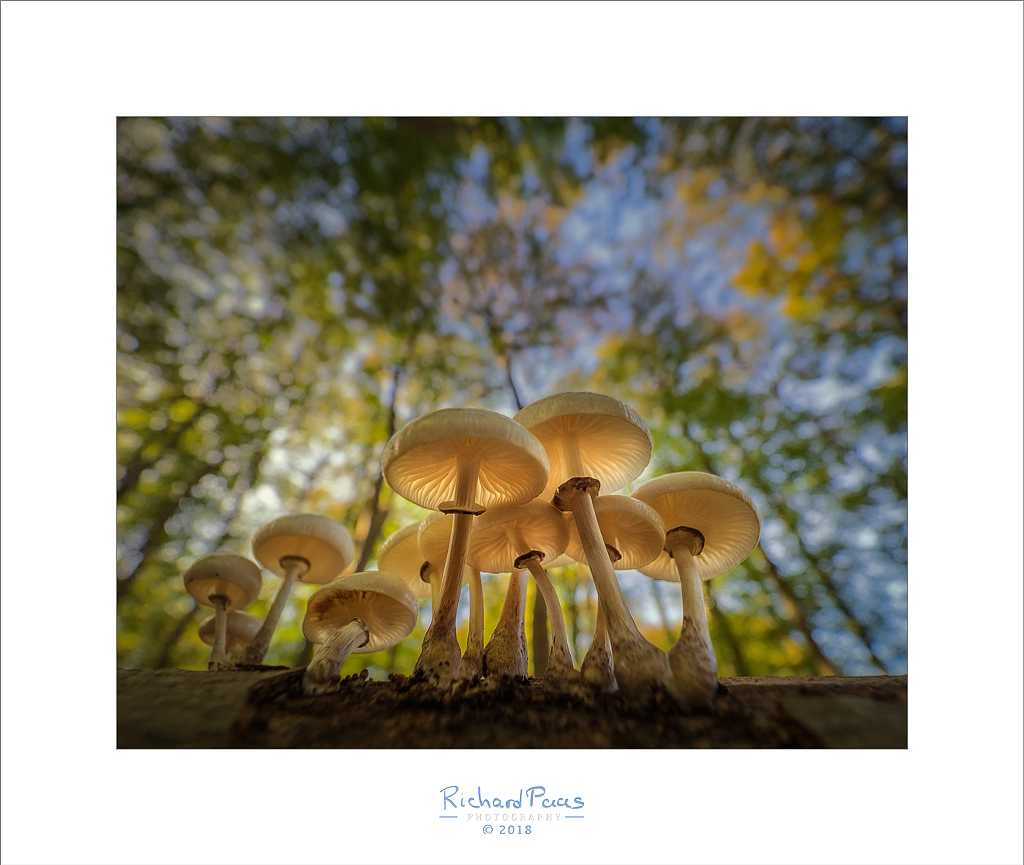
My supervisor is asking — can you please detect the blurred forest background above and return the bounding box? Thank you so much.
[116,117,907,679]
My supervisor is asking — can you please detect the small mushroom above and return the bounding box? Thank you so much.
[243,513,355,665]
[634,472,761,707]
[515,392,673,704]
[301,571,418,695]
[381,407,549,688]
[468,500,576,688]
[198,611,262,659]
[418,513,484,681]
[183,553,262,670]
[377,522,436,605]
[564,495,666,693]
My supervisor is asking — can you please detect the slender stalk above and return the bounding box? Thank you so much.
[242,558,306,665]
[415,458,480,687]
[563,481,673,703]
[207,597,229,671]
[580,601,617,693]
[523,557,578,688]
[302,619,370,695]
[668,532,718,708]
[460,567,485,680]
[482,569,529,680]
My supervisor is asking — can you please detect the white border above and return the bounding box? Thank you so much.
[2,2,1022,864]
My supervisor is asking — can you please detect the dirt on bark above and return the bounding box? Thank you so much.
[224,671,907,749]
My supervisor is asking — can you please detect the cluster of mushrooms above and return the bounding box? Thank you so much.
[181,392,761,708]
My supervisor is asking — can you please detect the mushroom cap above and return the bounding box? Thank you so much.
[417,511,456,566]
[417,512,476,586]
[381,407,550,512]
[633,472,761,582]
[377,522,432,600]
[198,611,262,655]
[544,552,577,569]
[467,499,570,574]
[252,513,355,584]
[513,391,652,498]
[565,494,665,571]
[302,571,418,653]
[183,553,262,611]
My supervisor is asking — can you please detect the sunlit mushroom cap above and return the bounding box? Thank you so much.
[633,472,761,582]
[252,514,355,584]
[302,571,418,653]
[467,499,570,574]
[377,523,432,600]
[381,408,549,512]
[565,495,665,570]
[544,552,576,569]
[183,553,262,611]
[513,391,652,498]
[198,611,262,655]
[417,512,476,585]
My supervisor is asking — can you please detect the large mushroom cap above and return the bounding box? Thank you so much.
[377,522,432,600]
[252,513,355,584]
[183,553,262,611]
[302,571,418,653]
[198,611,262,655]
[467,499,570,573]
[381,407,549,512]
[513,391,652,498]
[565,494,665,570]
[633,472,761,582]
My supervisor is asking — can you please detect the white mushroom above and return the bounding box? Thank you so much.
[377,521,436,605]
[515,392,674,704]
[381,407,549,688]
[564,495,666,693]
[634,472,761,708]
[301,571,418,695]
[243,514,354,665]
[468,499,576,688]
[183,554,262,670]
[198,611,262,659]
[418,513,485,681]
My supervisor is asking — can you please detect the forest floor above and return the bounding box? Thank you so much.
[117,668,907,748]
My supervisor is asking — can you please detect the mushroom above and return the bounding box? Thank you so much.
[198,611,262,659]
[633,472,761,708]
[381,407,549,688]
[467,499,576,688]
[301,571,418,695]
[418,513,485,681]
[377,521,436,605]
[563,495,666,693]
[183,553,263,670]
[243,513,355,665]
[515,392,674,704]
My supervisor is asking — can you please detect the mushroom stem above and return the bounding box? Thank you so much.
[302,618,370,695]
[208,596,230,671]
[580,601,617,693]
[242,557,306,665]
[460,567,485,681]
[559,480,673,703]
[522,556,578,688]
[668,535,718,707]
[414,508,475,687]
[482,568,529,681]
